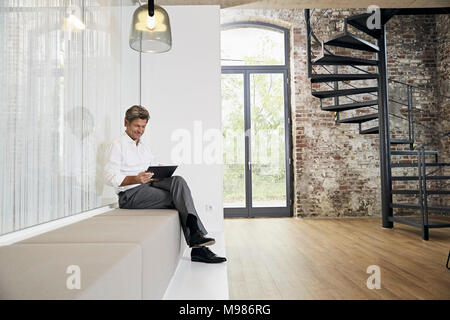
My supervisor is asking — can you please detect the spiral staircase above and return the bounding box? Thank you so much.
[305,8,450,240]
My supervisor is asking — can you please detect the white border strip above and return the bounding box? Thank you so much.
[0,204,117,247]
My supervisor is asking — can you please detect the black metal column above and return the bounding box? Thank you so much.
[407,85,415,151]
[305,9,312,78]
[377,22,393,228]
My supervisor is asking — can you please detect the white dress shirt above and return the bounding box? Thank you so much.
[105,132,158,194]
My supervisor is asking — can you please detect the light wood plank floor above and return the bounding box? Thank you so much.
[224,217,450,300]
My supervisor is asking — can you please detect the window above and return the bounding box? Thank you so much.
[0,3,125,235]
[221,25,286,66]
[221,22,292,218]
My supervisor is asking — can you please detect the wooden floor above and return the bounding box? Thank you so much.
[224,217,450,300]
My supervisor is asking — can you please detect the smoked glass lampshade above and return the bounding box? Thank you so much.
[129,3,172,53]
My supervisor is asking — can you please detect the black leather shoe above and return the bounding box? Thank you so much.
[191,247,227,264]
[189,231,216,248]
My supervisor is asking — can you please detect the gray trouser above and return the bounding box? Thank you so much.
[118,175,207,245]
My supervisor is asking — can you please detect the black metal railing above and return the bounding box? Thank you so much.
[386,78,449,240]
[415,138,450,239]
[388,79,450,150]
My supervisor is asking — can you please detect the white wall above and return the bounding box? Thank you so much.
[121,5,223,232]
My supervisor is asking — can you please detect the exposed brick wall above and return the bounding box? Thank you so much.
[387,14,439,150]
[220,8,449,217]
[436,14,450,163]
[435,14,450,209]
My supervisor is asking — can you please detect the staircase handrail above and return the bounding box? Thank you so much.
[389,79,450,99]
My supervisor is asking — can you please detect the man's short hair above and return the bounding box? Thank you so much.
[125,105,150,123]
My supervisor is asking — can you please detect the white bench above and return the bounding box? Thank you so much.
[0,209,183,300]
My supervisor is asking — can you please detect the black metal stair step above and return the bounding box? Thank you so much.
[337,113,378,124]
[312,87,378,99]
[391,150,438,156]
[389,216,450,229]
[346,13,382,38]
[321,100,378,112]
[312,54,378,66]
[360,126,379,134]
[325,32,380,52]
[392,162,450,168]
[390,139,413,145]
[311,73,378,83]
[392,176,450,181]
[391,203,450,212]
[392,189,450,195]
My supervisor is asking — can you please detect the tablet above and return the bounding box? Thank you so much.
[146,165,178,179]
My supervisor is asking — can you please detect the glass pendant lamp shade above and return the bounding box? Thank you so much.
[129,3,172,53]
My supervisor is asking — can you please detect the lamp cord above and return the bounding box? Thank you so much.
[148,0,154,16]
[139,52,142,105]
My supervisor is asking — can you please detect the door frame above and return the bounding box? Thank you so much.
[221,22,293,218]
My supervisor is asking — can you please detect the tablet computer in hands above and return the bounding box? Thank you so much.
[146,165,178,179]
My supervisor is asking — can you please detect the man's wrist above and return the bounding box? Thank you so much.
[120,175,140,186]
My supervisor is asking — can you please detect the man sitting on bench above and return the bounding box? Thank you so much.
[105,105,226,264]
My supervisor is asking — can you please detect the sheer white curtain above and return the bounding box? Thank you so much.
[0,0,126,235]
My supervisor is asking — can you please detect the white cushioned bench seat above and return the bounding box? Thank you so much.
[0,243,142,300]
[0,209,182,300]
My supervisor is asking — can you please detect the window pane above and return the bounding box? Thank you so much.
[221,26,285,66]
[250,73,286,207]
[222,74,246,208]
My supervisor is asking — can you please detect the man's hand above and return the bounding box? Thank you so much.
[136,171,154,184]
[119,172,162,187]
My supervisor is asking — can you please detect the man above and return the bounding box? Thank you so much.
[105,105,226,264]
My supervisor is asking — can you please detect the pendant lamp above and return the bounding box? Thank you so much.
[129,0,172,53]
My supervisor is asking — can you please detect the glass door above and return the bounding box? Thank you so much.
[250,72,288,210]
[222,70,292,218]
